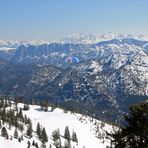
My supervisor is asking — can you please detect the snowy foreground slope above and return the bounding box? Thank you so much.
[0,103,116,148]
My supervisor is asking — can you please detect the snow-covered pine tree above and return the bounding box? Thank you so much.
[72,131,78,143]
[35,142,39,148]
[36,122,41,138]
[32,140,35,146]
[18,137,21,142]
[14,128,18,139]
[26,124,33,138]
[27,141,31,148]
[64,126,71,141]
[52,129,61,147]
[41,127,48,143]
[52,129,60,141]
[1,126,9,139]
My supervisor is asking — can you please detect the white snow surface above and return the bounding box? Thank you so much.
[0,47,16,51]
[0,137,27,148]
[0,103,115,148]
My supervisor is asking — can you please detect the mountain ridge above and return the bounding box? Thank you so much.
[0,34,147,124]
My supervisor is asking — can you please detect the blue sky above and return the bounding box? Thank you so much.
[0,0,148,41]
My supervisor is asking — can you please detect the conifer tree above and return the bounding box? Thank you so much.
[110,102,148,148]
[72,131,78,143]
[0,120,2,128]
[24,115,28,124]
[32,140,35,146]
[1,108,6,121]
[18,137,21,142]
[26,124,33,138]
[0,99,4,108]
[64,126,70,141]
[19,123,24,132]
[21,135,24,141]
[8,122,11,130]
[1,127,8,139]
[41,127,48,143]
[14,118,18,128]
[52,129,60,141]
[18,108,23,119]
[14,128,18,139]
[26,118,32,125]
[52,129,61,148]
[35,142,39,148]
[36,122,41,138]
[28,141,31,148]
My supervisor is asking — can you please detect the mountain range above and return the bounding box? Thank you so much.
[0,33,147,124]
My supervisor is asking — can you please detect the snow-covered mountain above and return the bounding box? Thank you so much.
[0,40,19,49]
[1,32,148,51]
[1,37,146,69]
[0,40,50,51]
[0,33,148,63]
[0,40,50,61]
[60,32,148,44]
[0,34,147,124]
[0,101,116,148]
[0,49,147,123]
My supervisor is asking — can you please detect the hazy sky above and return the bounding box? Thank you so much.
[0,0,148,41]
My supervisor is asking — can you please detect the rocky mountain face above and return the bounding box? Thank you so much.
[52,53,148,122]
[0,35,147,123]
[0,64,61,99]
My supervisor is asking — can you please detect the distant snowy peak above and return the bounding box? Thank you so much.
[0,40,19,49]
[60,32,125,44]
[60,33,97,44]
[0,40,50,51]
[20,40,50,46]
[136,34,148,41]
[1,33,148,51]
[98,32,134,41]
[60,32,148,44]
[1,33,148,50]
